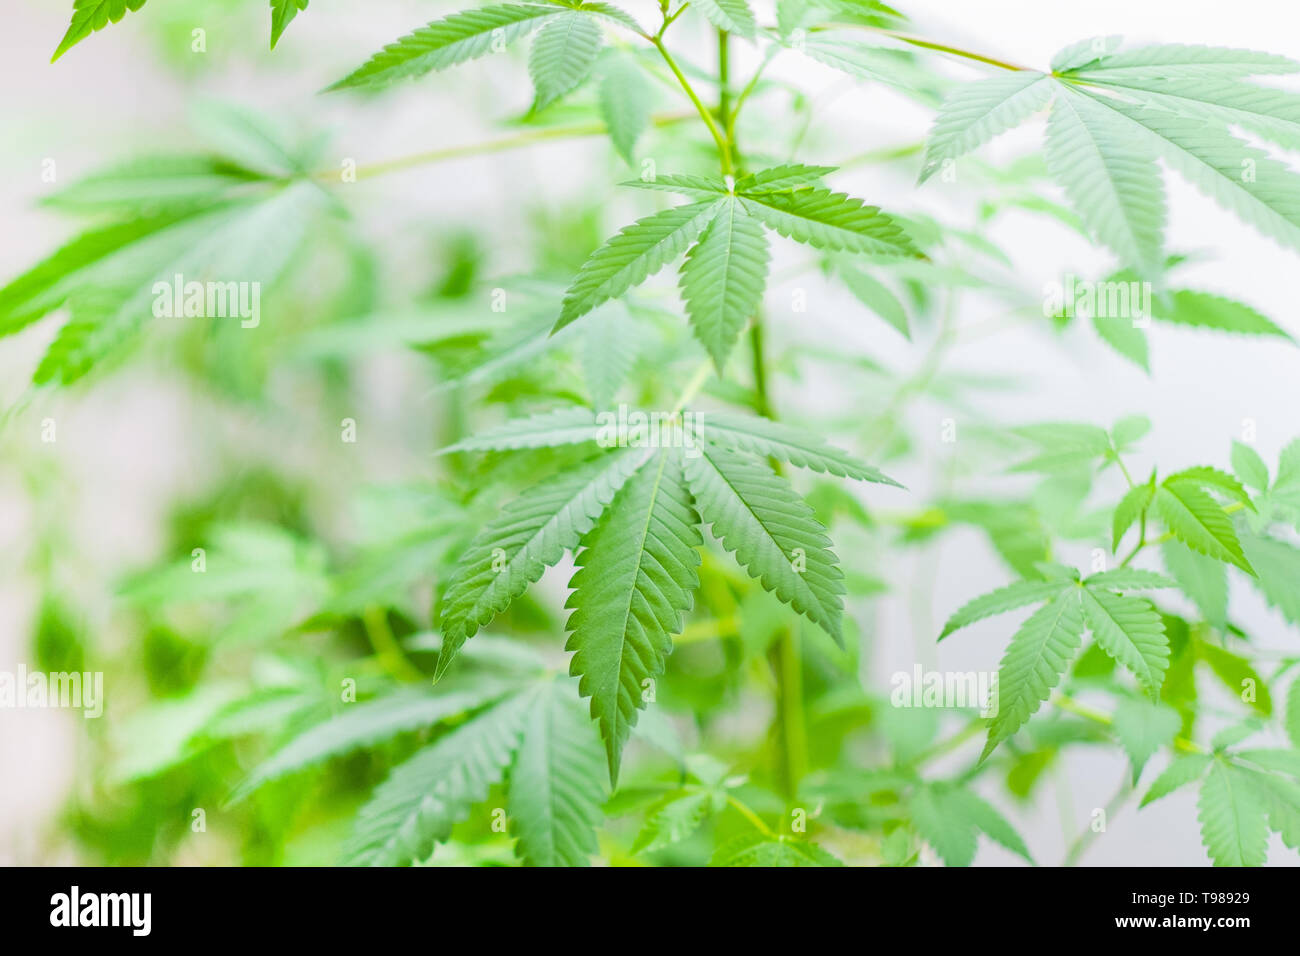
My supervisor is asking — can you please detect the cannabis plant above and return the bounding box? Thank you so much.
[7,0,1300,867]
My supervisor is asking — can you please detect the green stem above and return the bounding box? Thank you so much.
[728,47,777,144]
[848,25,1030,72]
[749,321,773,418]
[1054,693,1204,755]
[914,716,985,766]
[323,113,692,181]
[675,614,739,644]
[362,606,423,682]
[727,794,778,838]
[670,360,713,417]
[1064,769,1133,866]
[650,36,734,175]
[773,626,808,799]
[717,29,736,173]
[748,315,807,800]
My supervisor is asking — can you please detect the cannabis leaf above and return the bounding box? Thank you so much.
[528,10,604,112]
[565,447,702,782]
[736,184,923,257]
[910,783,1033,866]
[270,0,309,49]
[634,791,713,853]
[508,678,608,866]
[686,442,844,642]
[921,38,1300,274]
[1112,697,1181,780]
[919,72,1053,184]
[697,411,901,484]
[944,565,1171,757]
[229,679,521,802]
[553,200,721,333]
[598,50,653,164]
[436,450,646,678]
[1154,474,1254,573]
[1141,754,1211,806]
[691,0,757,39]
[52,0,147,62]
[329,4,563,91]
[982,590,1085,760]
[710,833,842,866]
[347,678,605,866]
[938,578,1075,641]
[1080,586,1170,698]
[1197,759,1269,866]
[1043,85,1167,277]
[555,167,920,364]
[678,198,770,368]
[346,689,533,866]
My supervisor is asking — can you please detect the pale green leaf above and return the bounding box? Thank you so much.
[691,0,757,38]
[345,690,532,866]
[437,451,646,678]
[710,833,841,866]
[633,790,713,854]
[439,407,600,454]
[1199,641,1272,715]
[565,448,702,782]
[1161,540,1228,631]
[1043,84,1166,275]
[598,50,652,164]
[231,681,518,802]
[1240,532,1300,627]
[1231,441,1270,492]
[329,4,561,91]
[508,679,607,866]
[919,72,1052,183]
[1157,291,1295,340]
[678,198,769,368]
[528,11,604,112]
[554,199,722,333]
[685,442,844,642]
[1080,585,1169,698]
[697,411,900,484]
[1078,90,1300,258]
[839,264,909,338]
[1112,697,1181,779]
[1061,42,1298,81]
[1141,754,1211,806]
[1197,760,1269,866]
[983,590,1086,759]
[1112,481,1154,551]
[1154,481,1253,574]
[737,188,922,257]
[1092,312,1150,371]
[734,164,835,193]
[1083,568,1177,591]
[938,578,1069,641]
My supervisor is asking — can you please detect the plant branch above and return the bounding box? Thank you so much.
[1053,693,1204,755]
[1063,769,1133,866]
[650,36,734,175]
[319,113,692,181]
[838,24,1031,72]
